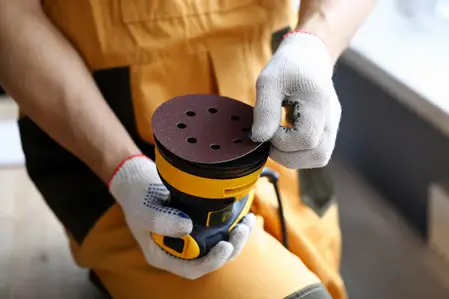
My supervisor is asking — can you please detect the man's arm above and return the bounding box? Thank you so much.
[0,0,141,183]
[296,0,377,62]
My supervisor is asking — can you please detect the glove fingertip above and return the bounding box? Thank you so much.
[212,241,233,257]
[242,213,256,228]
[250,124,277,143]
[231,223,250,238]
[243,212,256,221]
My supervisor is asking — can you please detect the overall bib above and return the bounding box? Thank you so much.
[18,1,347,298]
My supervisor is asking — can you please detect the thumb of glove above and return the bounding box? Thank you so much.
[251,75,284,142]
[131,198,193,238]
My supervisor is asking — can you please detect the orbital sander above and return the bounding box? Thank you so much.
[151,94,286,260]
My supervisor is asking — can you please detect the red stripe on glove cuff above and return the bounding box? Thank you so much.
[107,154,148,188]
[283,29,326,45]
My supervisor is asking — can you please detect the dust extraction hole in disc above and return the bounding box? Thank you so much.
[187,137,197,143]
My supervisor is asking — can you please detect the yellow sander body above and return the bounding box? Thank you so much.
[151,94,271,259]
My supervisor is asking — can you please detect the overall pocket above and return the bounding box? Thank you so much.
[118,0,266,54]
[120,0,258,23]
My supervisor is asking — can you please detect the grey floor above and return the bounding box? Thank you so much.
[1,160,448,298]
[331,161,449,299]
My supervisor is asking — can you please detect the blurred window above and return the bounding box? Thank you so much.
[396,0,449,32]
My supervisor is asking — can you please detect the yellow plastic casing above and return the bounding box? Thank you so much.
[154,147,263,200]
[151,147,261,259]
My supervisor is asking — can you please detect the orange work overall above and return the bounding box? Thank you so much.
[17,1,347,298]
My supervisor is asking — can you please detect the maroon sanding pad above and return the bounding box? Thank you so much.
[152,94,263,164]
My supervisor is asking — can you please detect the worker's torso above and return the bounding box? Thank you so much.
[41,0,295,143]
[42,0,294,70]
[27,0,297,242]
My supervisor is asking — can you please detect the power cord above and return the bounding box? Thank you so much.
[260,167,289,249]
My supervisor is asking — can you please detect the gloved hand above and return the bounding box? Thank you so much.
[251,30,341,169]
[109,155,255,280]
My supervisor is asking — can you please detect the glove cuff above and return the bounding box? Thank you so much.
[283,29,327,47]
[108,154,160,208]
[108,154,151,189]
[279,28,333,75]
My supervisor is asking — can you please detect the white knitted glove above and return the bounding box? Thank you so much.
[252,31,341,169]
[109,155,255,280]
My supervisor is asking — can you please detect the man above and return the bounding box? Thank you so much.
[0,0,375,298]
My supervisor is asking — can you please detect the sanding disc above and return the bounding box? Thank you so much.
[152,94,264,164]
